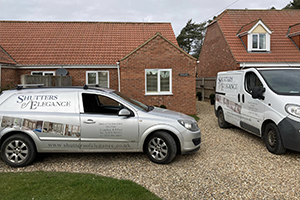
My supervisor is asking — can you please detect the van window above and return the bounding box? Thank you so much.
[82,93,123,115]
[244,72,263,94]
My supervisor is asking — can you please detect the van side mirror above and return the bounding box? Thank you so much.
[118,108,133,117]
[252,86,265,100]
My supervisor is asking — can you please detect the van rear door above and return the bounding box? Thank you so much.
[216,71,243,127]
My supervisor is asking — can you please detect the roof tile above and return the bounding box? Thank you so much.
[216,9,300,63]
[0,21,177,65]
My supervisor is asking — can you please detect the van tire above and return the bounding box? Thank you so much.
[264,123,286,154]
[1,134,37,167]
[145,131,177,164]
[217,109,229,128]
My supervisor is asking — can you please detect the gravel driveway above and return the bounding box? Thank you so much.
[1,101,300,199]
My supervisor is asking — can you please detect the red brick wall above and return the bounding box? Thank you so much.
[197,22,237,78]
[1,68,18,89]
[67,68,119,90]
[1,68,119,90]
[120,35,197,115]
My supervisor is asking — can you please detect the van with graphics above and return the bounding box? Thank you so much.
[0,85,201,167]
[215,68,300,154]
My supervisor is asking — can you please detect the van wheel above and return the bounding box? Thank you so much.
[1,134,36,167]
[145,131,177,164]
[217,109,229,128]
[264,123,286,154]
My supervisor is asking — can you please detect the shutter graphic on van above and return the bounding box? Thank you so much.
[0,116,81,138]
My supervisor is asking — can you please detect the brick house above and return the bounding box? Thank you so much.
[0,21,197,114]
[197,9,300,77]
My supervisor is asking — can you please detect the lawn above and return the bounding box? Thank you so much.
[0,171,161,200]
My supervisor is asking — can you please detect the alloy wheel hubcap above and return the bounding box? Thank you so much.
[148,137,168,161]
[5,140,28,163]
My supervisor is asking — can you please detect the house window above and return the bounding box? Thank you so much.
[145,69,172,95]
[252,34,266,50]
[86,71,109,88]
[31,71,55,76]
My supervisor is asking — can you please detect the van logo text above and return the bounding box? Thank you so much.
[17,95,71,110]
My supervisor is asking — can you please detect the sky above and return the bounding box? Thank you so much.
[0,0,290,36]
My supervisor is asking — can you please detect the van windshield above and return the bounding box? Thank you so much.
[111,91,150,111]
[259,69,300,95]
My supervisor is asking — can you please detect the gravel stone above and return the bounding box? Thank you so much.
[1,101,300,199]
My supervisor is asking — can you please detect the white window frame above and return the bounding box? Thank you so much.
[248,33,269,51]
[145,69,172,95]
[31,71,55,76]
[86,71,110,88]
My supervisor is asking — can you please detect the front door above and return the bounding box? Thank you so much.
[80,93,139,151]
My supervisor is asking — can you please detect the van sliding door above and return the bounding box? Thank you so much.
[240,71,265,136]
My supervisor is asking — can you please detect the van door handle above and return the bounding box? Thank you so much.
[84,119,96,124]
[238,94,240,102]
[242,94,245,103]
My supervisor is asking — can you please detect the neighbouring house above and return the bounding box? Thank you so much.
[197,9,300,77]
[0,21,197,114]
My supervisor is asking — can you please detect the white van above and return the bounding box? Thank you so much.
[215,68,300,154]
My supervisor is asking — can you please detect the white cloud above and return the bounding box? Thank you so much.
[0,0,290,35]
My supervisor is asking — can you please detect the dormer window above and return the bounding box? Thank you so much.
[237,19,272,52]
[252,33,266,50]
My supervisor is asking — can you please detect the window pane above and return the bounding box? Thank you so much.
[146,70,158,92]
[160,71,170,92]
[32,72,43,75]
[87,72,96,84]
[259,34,266,49]
[98,72,108,88]
[44,72,54,76]
[252,35,258,49]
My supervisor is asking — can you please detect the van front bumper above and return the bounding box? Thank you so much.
[278,117,300,152]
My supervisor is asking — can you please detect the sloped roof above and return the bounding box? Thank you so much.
[0,46,16,64]
[237,19,272,36]
[214,9,300,63]
[120,32,196,61]
[288,23,300,36]
[0,21,177,66]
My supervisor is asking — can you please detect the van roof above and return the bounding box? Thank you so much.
[2,85,115,94]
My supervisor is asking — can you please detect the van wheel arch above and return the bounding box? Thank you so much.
[0,131,37,150]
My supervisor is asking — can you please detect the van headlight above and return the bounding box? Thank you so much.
[178,120,199,131]
[285,104,300,118]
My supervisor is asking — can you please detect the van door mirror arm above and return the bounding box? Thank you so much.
[252,86,266,100]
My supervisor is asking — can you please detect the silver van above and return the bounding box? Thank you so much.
[0,85,201,167]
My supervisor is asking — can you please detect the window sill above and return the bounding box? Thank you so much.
[145,93,173,96]
[248,50,270,53]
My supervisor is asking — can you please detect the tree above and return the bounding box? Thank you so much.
[176,19,206,59]
[284,0,300,9]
